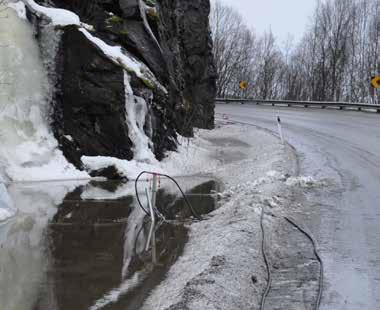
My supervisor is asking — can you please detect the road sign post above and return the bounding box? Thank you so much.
[371,76,380,105]
[239,80,248,99]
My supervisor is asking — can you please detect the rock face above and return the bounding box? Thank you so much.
[32,0,216,169]
[56,26,133,167]
[157,0,217,135]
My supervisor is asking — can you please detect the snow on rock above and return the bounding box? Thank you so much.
[20,0,169,178]
[82,131,220,180]
[22,0,163,91]
[139,0,162,53]
[79,28,165,92]
[23,0,80,26]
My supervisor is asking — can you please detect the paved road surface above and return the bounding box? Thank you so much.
[217,104,380,310]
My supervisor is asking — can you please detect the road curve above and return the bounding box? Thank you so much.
[217,104,380,310]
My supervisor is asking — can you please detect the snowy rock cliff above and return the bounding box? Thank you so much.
[25,0,216,171]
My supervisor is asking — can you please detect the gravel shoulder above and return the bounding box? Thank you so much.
[142,121,323,309]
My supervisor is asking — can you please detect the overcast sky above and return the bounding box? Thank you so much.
[212,0,317,46]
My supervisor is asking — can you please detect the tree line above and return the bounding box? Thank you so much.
[211,0,380,103]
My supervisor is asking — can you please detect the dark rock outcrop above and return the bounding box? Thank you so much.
[88,165,127,181]
[32,0,216,170]
[56,26,134,165]
[157,0,217,135]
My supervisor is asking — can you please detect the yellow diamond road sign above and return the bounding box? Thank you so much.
[239,80,248,90]
[371,76,380,89]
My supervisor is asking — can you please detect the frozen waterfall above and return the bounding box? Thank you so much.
[0,2,87,183]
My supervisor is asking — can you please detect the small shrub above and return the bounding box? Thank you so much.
[146,8,158,20]
[107,15,123,25]
[142,78,154,89]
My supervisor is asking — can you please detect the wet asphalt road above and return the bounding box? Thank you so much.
[217,104,380,310]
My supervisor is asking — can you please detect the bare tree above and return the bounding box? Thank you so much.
[211,0,379,103]
[211,1,256,98]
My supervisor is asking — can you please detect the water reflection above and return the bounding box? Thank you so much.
[0,177,219,310]
[0,180,89,310]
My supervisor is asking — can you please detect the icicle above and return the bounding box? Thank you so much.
[124,71,156,163]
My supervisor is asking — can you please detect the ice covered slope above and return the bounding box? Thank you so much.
[0,3,87,182]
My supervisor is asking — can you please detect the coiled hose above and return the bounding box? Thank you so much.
[134,171,202,220]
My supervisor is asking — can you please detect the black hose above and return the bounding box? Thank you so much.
[134,171,202,220]
[133,218,150,257]
[284,217,323,310]
[259,208,272,310]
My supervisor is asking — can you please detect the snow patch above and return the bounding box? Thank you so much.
[63,135,73,142]
[79,28,165,92]
[285,176,329,188]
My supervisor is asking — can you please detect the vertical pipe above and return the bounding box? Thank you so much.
[151,174,158,210]
[145,188,155,251]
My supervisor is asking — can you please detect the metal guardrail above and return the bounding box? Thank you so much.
[216,98,380,113]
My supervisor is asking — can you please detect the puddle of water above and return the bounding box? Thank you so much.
[0,176,220,310]
[206,137,251,148]
[156,180,220,220]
